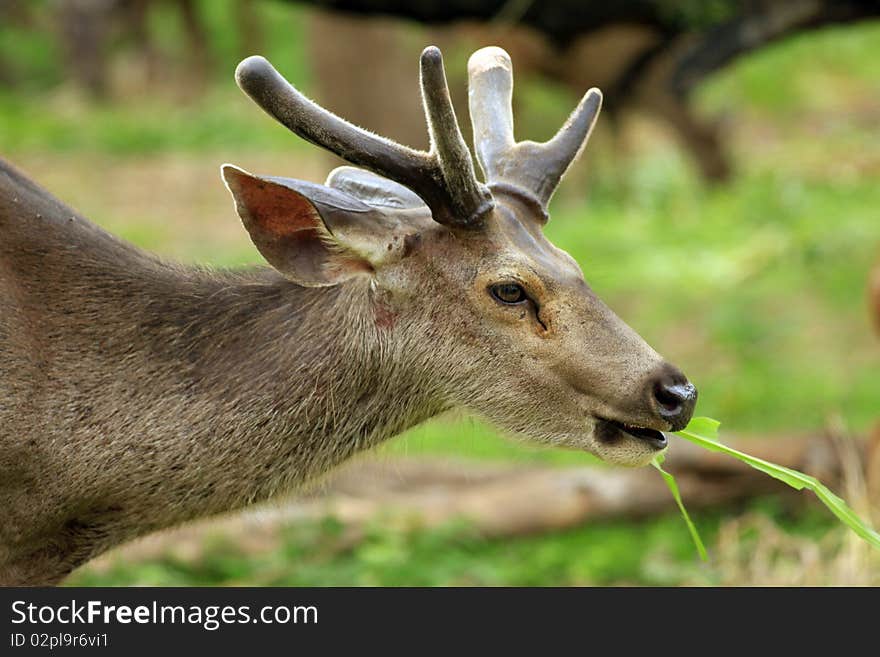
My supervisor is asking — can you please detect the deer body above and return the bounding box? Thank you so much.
[0,160,450,584]
[1,46,697,585]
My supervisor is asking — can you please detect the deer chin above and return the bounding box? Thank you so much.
[587,416,669,467]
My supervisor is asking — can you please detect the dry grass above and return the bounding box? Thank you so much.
[710,514,879,586]
[707,423,879,586]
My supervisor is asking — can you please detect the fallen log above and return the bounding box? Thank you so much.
[79,431,867,574]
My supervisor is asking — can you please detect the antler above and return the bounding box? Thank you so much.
[467,46,602,209]
[235,47,494,228]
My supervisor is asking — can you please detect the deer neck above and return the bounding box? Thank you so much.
[19,267,445,564]
[130,271,443,519]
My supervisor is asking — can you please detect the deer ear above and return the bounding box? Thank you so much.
[221,164,378,287]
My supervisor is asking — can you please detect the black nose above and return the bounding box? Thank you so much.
[649,365,697,432]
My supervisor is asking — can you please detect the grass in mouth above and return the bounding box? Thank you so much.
[655,417,880,560]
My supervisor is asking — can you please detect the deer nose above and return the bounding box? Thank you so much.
[649,364,697,432]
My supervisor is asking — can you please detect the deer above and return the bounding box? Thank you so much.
[0,46,697,585]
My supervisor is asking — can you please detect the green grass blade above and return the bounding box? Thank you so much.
[652,455,708,561]
[676,418,880,550]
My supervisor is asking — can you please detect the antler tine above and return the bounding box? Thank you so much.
[467,46,603,208]
[235,53,492,228]
[539,89,603,200]
[419,47,494,227]
[467,46,516,184]
[235,56,428,200]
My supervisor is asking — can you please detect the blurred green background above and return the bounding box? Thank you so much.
[2,1,878,585]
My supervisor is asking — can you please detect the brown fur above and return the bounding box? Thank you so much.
[0,159,443,583]
[0,47,695,585]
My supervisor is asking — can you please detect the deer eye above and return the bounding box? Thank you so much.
[490,283,528,305]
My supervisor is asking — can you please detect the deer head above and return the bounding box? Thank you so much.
[222,46,696,466]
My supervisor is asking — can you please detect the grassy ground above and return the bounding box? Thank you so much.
[2,5,878,584]
[62,502,843,586]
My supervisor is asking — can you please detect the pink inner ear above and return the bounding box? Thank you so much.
[226,168,372,286]
[235,177,323,239]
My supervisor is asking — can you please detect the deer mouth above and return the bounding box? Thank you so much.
[595,418,668,450]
